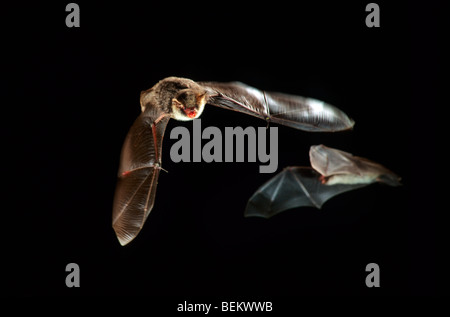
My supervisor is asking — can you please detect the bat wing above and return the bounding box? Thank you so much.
[112,107,170,245]
[200,81,354,132]
[310,144,402,186]
[244,167,368,218]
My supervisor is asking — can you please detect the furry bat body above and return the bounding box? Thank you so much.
[245,145,401,218]
[112,77,354,245]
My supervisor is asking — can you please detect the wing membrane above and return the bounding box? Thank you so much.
[112,110,170,245]
[245,167,368,218]
[201,81,354,132]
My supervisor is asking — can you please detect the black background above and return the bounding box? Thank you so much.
[2,1,439,300]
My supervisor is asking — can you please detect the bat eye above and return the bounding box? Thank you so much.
[175,91,194,105]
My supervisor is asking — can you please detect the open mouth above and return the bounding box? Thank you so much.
[184,108,197,118]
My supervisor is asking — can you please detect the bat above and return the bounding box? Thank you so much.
[245,144,401,218]
[112,77,355,245]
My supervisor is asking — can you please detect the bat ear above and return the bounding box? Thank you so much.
[196,92,207,105]
[172,97,183,108]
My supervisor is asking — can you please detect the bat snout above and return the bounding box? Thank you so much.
[171,88,207,121]
[184,107,198,119]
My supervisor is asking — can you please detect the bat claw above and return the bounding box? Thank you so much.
[319,175,327,184]
[160,167,169,173]
[154,163,169,173]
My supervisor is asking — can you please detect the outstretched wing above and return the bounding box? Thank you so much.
[244,167,368,218]
[112,107,170,245]
[200,81,354,132]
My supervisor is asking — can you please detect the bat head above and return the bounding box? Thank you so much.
[171,88,207,121]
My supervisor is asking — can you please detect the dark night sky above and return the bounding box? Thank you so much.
[2,1,439,300]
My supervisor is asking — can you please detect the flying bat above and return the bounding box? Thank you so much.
[112,77,355,245]
[245,144,401,218]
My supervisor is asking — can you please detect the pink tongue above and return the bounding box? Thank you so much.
[186,109,197,118]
